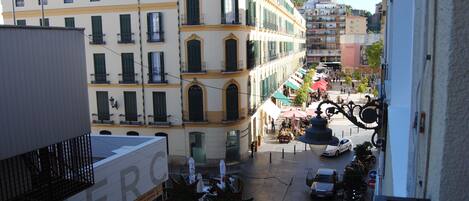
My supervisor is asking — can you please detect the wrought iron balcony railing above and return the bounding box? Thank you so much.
[221,60,243,72]
[117,33,135,44]
[91,113,114,124]
[118,73,139,84]
[148,73,168,84]
[119,114,143,125]
[147,31,165,42]
[88,34,106,45]
[181,62,207,73]
[90,73,110,84]
[148,115,171,126]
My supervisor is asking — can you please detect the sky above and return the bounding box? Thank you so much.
[337,0,381,13]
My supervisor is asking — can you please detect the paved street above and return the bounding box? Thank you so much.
[240,82,376,201]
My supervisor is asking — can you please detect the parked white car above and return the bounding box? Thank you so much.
[322,138,353,157]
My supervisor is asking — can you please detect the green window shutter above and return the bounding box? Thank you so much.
[226,84,239,120]
[225,39,238,71]
[65,17,75,28]
[221,0,225,23]
[186,0,200,25]
[119,14,132,42]
[93,54,106,83]
[153,92,167,122]
[160,52,165,81]
[187,40,201,72]
[96,91,110,120]
[124,92,137,121]
[121,53,135,83]
[91,16,103,43]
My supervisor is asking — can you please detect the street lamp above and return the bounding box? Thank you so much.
[298,95,386,154]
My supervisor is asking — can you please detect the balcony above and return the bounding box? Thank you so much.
[148,73,168,84]
[246,17,257,26]
[117,33,135,44]
[90,73,110,84]
[181,62,207,74]
[118,73,139,84]
[88,34,106,45]
[183,111,208,123]
[221,60,243,73]
[91,113,114,124]
[147,31,165,42]
[119,114,143,125]
[181,14,205,25]
[148,115,171,127]
[221,13,242,25]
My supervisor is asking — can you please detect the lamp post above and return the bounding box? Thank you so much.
[298,95,386,153]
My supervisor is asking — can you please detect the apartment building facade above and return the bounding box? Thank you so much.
[303,0,346,64]
[1,0,306,165]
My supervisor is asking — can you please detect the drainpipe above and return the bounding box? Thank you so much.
[11,0,16,25]
[176,1,187,156]
[137,0,147,124]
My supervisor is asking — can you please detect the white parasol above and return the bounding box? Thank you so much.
[188,157,196,184]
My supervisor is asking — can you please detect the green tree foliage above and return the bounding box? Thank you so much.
[309,62,319,69]
[345,76,352,86]
[293,87,308,106]
[361,77,369,86]
[373,88,379,97]
[352,71,361,80]
[357,83,367,94]
[366,40,384,68]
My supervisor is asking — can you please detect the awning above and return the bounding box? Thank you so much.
[263,100,281,120]
[291,74,304,84]
[273,91,291,106]
[285,80,300,90]
[298,68,307,74]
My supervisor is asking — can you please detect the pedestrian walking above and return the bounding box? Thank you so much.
[271,118,276,133]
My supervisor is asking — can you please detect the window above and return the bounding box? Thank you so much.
[189,132,206,163]
[91,16,104,44]
[246,0,256,26]
[16,20,26,26]
[187,39,202,72]
[64,17,75,28]
[185,0,200,25]
[155,133,169,154]
[39,18,49,27]
[120,53,136,83]
[119,14,133,43]
[188,85,204,121]
[99,130,111,135]
[93,54,108,83]
[226,84,239,120]
[126,131,139,136]
[147,12,164,42]
[124,92,138,122]
[38,0,47,5]
[152,92,167,122]
[246,40,260,69]
[221,0,239,24]
[15,0,24,7]
[96,91,110,121]
[64,0,73,3]
[148,52,165,83]
[225,39,238,71]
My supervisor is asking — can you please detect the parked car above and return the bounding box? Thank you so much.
[310,168,338,199]
[322,138,353,157]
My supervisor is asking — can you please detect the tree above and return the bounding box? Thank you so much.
[373,88,379,97]
[294,87,308,106]
[352,71,361,80]
[361,77,369,86]
[357,83,367,94]
[345,76,352,86]
[366,41,384,68]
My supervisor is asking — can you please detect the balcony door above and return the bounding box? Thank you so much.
[225,39,238,71]
[187,40,202,72]
[147,12,163,41]
[152,92,167,122]
[149,52,164,83]
[93,54,107,83]
[225,130,240,162]
[221,0,239,24]
[119,14,132,42]
[124,92,137,121]
[91,16,103,43]
[121,53,135,83]
[186,0,200,25]
[226,84,239,120]
[96,91,110,121]
[188,85,204,121]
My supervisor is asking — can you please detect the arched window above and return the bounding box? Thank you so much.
[127,131,139,136]
[99,130,111,135]
[226,84,239,120]
[188,85,204,121]
[186,0,200,25]
[187,39,202,72]
[155,132,169,154]
[225,38,238,72]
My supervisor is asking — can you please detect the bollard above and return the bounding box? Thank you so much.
[342,131,344,138]
[270,152,272,164]
[282,148,285,159]
[350,128,352,136]
[294,145,296,155]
